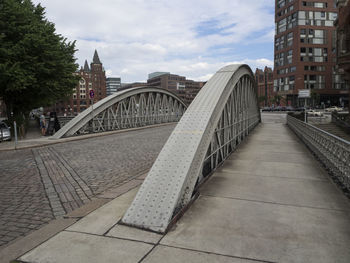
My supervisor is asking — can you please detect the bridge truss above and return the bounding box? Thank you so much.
[122,64,261,233]
[53,87,187,138]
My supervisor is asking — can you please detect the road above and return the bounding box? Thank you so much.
[0,124,175,248]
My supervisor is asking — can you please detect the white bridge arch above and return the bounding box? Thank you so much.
[53,86,187,138]
[122,64,261,233]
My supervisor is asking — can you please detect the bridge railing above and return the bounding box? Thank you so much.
[331,111,350,134]
[287,115,350,192]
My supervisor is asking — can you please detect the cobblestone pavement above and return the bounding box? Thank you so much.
[0,124,175,249]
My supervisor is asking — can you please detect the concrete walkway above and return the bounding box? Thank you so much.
[16,114,350,263]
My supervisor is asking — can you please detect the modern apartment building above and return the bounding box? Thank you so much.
[274,0,345,106]
[106,77,121,96]
[335,0,350,108]
[255,67,274,107]
[147,73,205,105]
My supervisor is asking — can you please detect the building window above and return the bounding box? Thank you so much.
[297,11,338,27]
[304,74,325,89]
[287,49,293,64]
[300,28,326,44]
[303,2,327,8]
[287,32,293,46]
[277,0,286,9]
[300,46,327,62]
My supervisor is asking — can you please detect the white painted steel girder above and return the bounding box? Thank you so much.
[52,87,187,138]
[121,64,261,233]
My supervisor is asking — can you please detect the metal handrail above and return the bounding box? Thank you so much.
[331,112,350,134]
[287,115,350,192]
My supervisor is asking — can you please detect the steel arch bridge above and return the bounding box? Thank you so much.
[52,87,187,139]
[122,64,261,233]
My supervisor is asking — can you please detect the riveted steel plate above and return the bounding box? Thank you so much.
[121,64,261,233]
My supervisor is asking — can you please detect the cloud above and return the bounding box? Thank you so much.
[32,0,275,82]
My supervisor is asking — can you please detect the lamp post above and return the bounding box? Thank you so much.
[89,89,95,132]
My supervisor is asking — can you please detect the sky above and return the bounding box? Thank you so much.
[32,0,275,83]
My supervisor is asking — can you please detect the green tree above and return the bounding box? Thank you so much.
[0,0,79,127]
[258,96,266,103]
[271,95,282,106]
[258,96,266,107]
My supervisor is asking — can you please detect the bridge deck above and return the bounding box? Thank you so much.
[161,114,350,262]
[18,114,350,263]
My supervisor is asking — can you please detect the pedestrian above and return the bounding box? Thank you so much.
[40,114,46,136]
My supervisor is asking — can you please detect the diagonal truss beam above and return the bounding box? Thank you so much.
[52,87,187,138]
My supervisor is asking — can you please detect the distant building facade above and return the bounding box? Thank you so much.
[49,50,106,115]
[148,72,170,79]
[119,82,149,91]
[106,77,121,96]
[147,73,205,105]
[273,0,346,107]
[335,0,350,108]
[255,67,274,107]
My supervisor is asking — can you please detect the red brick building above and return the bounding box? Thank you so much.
[335,0,350,108]
[50,50,106,115]
[274,0,347,107]
[255,67,275,107]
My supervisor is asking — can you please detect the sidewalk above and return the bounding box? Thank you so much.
[8,119,350,262]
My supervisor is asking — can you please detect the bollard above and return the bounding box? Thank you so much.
[14,121,18,149]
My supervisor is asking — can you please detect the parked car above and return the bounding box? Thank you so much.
[325,106,343,112]
[307,110,323,117]
[0,121,11,142]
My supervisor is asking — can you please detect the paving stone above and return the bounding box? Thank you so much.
[107,224,163,244]
[6,231,23,237]
[0,124,175,248]
[143,245,259,263]
[68,187,139,235]
[19,231,153,263]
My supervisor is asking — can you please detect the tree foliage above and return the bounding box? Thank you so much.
[0,0,79,123]
[271,94,282,105]
[258,96,266,102]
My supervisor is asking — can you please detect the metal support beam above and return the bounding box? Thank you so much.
[52,87,186,138]
[122,64,261,233]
